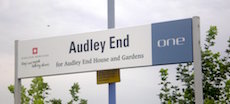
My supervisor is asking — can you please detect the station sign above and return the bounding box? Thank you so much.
[17,18,192,78]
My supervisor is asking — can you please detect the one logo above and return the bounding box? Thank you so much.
[157,37,185,48]
[32,47,38,55]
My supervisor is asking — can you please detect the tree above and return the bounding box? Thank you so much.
[8,77,87,104]
[159,26,230,104]
[8,77,49,104]
[8,85,30,104]
[49,99,62,104]
[68,83,87,104]
[28,76,50,104]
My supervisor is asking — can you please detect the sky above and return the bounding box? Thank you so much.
[0,0,230,104]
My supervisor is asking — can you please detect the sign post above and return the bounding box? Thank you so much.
[15,40,21,104]
[192,16,203,104]
[108,0,117,104]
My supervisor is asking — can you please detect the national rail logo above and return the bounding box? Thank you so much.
[32,47,38,55]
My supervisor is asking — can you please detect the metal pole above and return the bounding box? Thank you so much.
[192,16,203,104]
[15,40,21,104]
[109,83,116,104]
[108,0,115,29]
[108,0,116,104]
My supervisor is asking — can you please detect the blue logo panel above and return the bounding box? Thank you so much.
[152,18,193,65]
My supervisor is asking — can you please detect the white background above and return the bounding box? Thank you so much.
[18,25,152,78]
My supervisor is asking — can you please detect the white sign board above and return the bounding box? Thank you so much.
[17,18,194,78]
[18,25,152,78]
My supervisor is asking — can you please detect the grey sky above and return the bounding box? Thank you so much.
[0,0,229,104]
